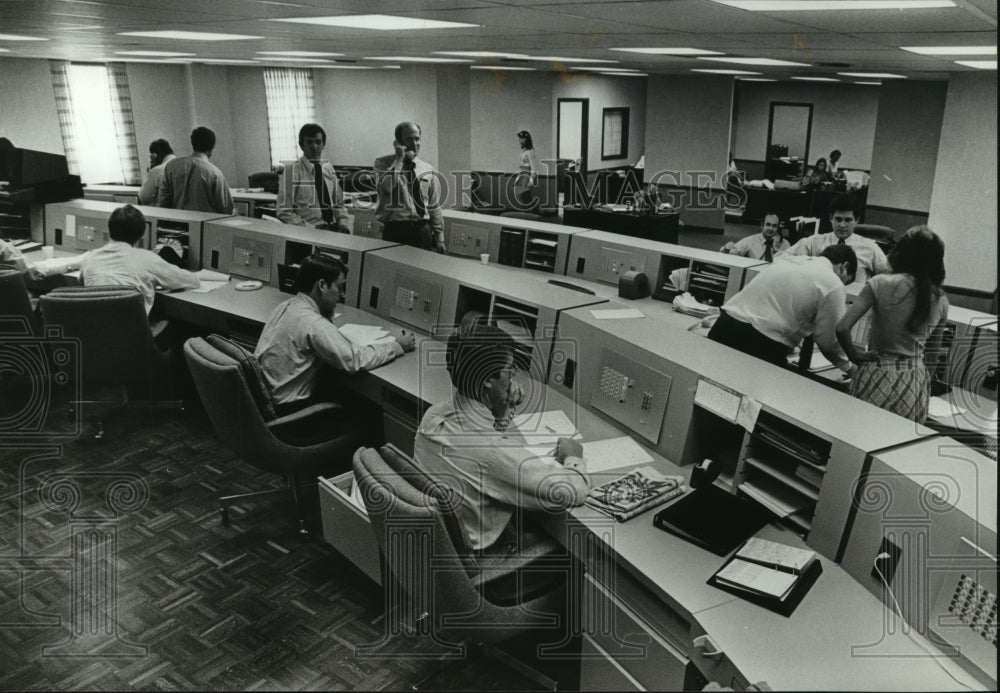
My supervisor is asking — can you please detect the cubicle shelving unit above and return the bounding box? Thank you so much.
[442,209,582,274]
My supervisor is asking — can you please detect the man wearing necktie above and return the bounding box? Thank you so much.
[721,213,789,262]
[276,123,350,233]
[373,122,446,253]
[777,193,889,284]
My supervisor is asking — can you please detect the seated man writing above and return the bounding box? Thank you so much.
[413,317,590,553]
[255,253,415,412]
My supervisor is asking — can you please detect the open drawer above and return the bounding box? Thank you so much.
[317,472,382,585]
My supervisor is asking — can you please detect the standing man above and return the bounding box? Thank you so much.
[720,213,789,261]
[708,245,859,377]
[157,126,235,215]
[778,193,888,283]
[373,122,445,253]
[276,123,350,232]
[137,139,175,206]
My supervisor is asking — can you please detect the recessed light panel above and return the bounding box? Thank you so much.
[269,14,478,30]
[254,57,333,63]
[838,72,906,78]
[436,51,530,59]
[710,0,955,9]
[470,65,537,71]
[700,57,810,66]
[0,34,49,41]
[598,72,648,77]
[527,56,619,63]
[119,30,263,40]
[692,68,762,74]
[257,51,344,57]
[900,45,996,55]
[116,50,195,57]
[610,48,724,55]
[955,60,997,69]
[791,76,840,81]
[364,56,473,63]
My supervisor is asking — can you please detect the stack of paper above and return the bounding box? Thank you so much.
[511,410,581,444]
[338,323,395,347]
[526,435,654,473]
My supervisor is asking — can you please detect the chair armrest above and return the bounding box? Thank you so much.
[267,401,346,428]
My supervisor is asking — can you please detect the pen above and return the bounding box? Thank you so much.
[544,425,557,433]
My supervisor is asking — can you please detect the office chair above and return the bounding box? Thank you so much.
[0,268,40,335]
[39,285,181,439]
[353,445,573,691]
[853,224,898,255]
[247,171,279,194]
[183,335,378,535]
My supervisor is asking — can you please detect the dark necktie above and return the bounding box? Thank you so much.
[763,237,774,262]
[312,161,333,225]
[838,237,846,245]
[405,160,426,220]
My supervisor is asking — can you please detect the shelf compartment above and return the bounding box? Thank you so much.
[742,456,820,500]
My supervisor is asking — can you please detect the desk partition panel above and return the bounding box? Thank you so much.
[551,302,932,561]
[44,199,227,269]
[201,217,398,307]
[567,230,763,308]
[441,210,582,274]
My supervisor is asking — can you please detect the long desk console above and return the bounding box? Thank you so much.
[563,205,680,244]
[42,199,230,270]
[442,209,583,273]
[82,185,277,218]
[201,216,398,308]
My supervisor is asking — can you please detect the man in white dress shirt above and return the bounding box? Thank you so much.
[276,123,350,233]
[137,139,175,206]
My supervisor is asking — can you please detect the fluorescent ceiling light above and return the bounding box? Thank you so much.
[955,60,997,69]
[739,77,779,81]
[692,68,762,74]
[257,51,344,57]
[700,56,810,66]
[709,0,955,9]
[791,76,840,81]
[0,48,9,53]
[119,30,263,41]
[470,65,537,71]
[572,67,640,72]
[854,81,882,84]
[526,56,619,63]
[364,56,473,63]
[170,58,259,64]
[0,34,49,41]
[115,50,195,57]
[598,72,648,77]
[313,65,374,69]
[610,47,723,55]
[838,71,905,78]
[436,51,530,59]
[900,45,996,55]
[269,14,478,30]
[254,57,333,62]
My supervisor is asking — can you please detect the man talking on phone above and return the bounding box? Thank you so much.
[373,121,446,253]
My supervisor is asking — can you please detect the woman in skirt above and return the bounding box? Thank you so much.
[836,226,949,422]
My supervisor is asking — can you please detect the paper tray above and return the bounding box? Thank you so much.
[707,556,823,617]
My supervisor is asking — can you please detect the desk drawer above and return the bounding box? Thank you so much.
[318,472,381,585]
[580,633,645,691]
[583,573,688,691]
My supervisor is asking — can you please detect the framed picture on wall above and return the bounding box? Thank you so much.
[602,107,629,161]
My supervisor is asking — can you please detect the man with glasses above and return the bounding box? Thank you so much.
[778,193,888,284]
[255,253,415,413]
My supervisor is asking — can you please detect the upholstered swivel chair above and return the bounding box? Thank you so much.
[39,285,180,438]
[853,224,899,255]
[353,445,572,690]
[184,336,378,535]
[0,268,40,335]
[247,171,279,194]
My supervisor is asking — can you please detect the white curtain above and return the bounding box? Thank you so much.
[263,68,316,167]
[107,62,142,185]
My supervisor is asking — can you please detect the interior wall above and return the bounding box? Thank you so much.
[436,66,472,209]
[188,65,237,185]
[313,66,439,168]
[227,68,270,186]
[928,72,998,293]
[733,82,880,170]
[470,71,553,174]
[867,80,947,215]
[0,58,65,156]
[553,73,647,173]
[125,62,192,180]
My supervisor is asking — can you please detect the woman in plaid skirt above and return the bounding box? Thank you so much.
[835,226,949,423]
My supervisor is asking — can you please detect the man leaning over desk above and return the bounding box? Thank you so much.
[254,253,415,415]
[276,123,351,233]
[373,121,446,253]
[778,193,888,284]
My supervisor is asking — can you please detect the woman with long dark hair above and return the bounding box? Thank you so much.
[513,130,539,209]
[836,225,949,422]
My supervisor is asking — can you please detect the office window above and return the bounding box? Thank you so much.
[49,61,141,185]
[263,68,316,167]
[602,107,629,161]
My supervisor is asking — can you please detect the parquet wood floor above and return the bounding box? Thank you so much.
[0,406,541,691]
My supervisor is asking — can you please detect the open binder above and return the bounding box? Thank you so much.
[707,537,823,617]
[652,483,772,556]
